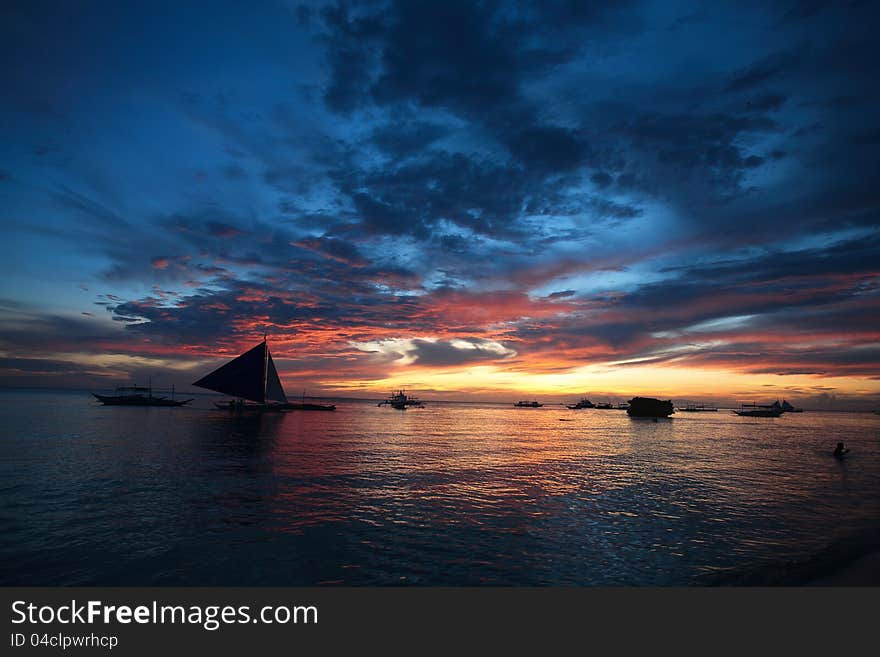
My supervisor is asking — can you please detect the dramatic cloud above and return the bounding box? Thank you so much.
[0,0,878,406]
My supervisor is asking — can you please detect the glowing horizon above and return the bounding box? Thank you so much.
[1,1,879,411]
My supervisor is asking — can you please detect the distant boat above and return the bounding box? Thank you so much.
[595,402,614,409]
[194,337,289,411]
[617,402,630,410]
[733,402,783,417]
[677,403,719,412]
[93,384,192,407]
[567,398,594,409]
[780,399,803,413]
[379,390,424,410]
[627,397,674,418]
[514,400,543,407]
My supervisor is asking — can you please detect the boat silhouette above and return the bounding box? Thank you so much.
[677,402,719,412]
[93,384,192,407]
[733,402,783,417]
[626,397,674,418]
[378,390,424,410]
[194,337,335,411]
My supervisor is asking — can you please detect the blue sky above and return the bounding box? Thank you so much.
[1,0,878,407]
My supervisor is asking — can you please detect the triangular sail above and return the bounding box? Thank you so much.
[265,352,288,404]
[193,341,268,403]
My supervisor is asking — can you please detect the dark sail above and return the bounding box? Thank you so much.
[193,341,270,403]
[265,351,288,404]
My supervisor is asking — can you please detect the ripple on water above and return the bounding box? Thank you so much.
[1,392,879,585]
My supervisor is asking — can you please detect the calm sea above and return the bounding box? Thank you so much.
[2,389,879,585]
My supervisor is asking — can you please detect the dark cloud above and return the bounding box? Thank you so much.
[1,0,879,400]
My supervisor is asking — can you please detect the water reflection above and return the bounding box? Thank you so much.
[1,392,879,585]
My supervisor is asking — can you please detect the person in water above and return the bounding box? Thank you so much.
[833,442,850,457]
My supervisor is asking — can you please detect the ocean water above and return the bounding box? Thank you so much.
[1,389,879,586]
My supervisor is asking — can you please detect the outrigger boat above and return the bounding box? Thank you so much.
[93,384,192,407]
[677,402,719,412]
[733,402,783,417]
[194,337,292,412]
[378,390,424,410]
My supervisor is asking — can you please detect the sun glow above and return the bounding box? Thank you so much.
[319,361,880,401]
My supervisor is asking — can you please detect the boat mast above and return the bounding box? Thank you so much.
[262,333,268,407]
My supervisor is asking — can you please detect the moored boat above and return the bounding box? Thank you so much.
[566,398,594,409]
[677,402,719,412]
[379,390,424,409]
[514,400,542,407]
[626,397,674,418]
[595,402,614,409]
[93,385,192,407]
[733,402,783,417]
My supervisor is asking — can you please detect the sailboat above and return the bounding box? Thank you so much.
[194,337,336,411]
[194,337,289,411]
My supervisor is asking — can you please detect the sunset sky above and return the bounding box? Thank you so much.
[1,0,878,408]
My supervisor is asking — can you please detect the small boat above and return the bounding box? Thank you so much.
[733,402,783,417]
[378,390,424,410]
[567,398,595,409]
[595,402,614,409]
[93,385,192,407]
[677,403,719,412]
[194,337,290,411]
[514,400,543,407]
[626,397,674,418]
[617,402,630,410]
